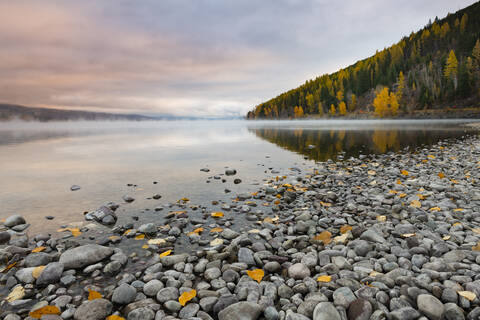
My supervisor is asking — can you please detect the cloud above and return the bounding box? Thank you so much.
[0,0,476,116]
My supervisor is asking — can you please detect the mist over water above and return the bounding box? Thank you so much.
[0,119,477,233]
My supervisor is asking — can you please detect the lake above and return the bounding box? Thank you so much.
[0,119,478,234]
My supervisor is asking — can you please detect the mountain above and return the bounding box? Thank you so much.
[0,104,156,122]
[247,2,480,119]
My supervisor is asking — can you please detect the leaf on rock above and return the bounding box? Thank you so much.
[211,212,224,218]
[178,289,196,306]
[450,179,459,184]
[6,285,25,302]
[170,210,188,215]
[263,216,279,224]
[438,172,445,179]
[388,190,398,194]
[367,170,376,175]
[401,170,409,176]
[340,225,352,234]
[472,242,480,251]
[180,197,190,202]
[334,233,349,244]
[247,269,264,283]
[452,222,462,227]
[159,250,172,257]
[396,179,403,185]
[429,207,441,212]
[108,236,121,242]
[458,291,476,301]
[401,233,416,238]
[31,246,46,253]
[398,193,407,198]
[248,229,261,233]
[134,234,145,240]
[410,200,421,208]
[319,201,332,207]
[316,275,331,282]
[443,235,451,240]
[417,194,426,200]
[314,231,332,245]
[376,216,387,222]
[141,245,149,249]
[123,229,133,235]
[106,316,125,320]
[453,208,464,212]
[210,227,223,233]
[210,238,224,246]
[29,306,61,319]
[88,289,102,300]
[57,228,82,237]
[428,155,436,159]
[1,262,17,273]
[32,266,45,279]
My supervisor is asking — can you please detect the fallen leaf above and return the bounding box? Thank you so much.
[417,194,426,200]
[369,271,381,277]
[334,233,349,244]
[210,227,223,233]
[141,245,149,249]
[247,269,264,283]
[438,172,445,179]
[314,231,332,245]
[106,316,125,320]
[210,238,224,246]
[473,242,480,251]
[376,216,387,222]
[458,291,476,301]
[340,225,352,234]
[263,216,279,224]
[57,228,82,237]
[367,170,376,175]
[178,289,196,306]
[453,208,464,212]
[159,250,172,257]
[316,275,331,283]
[399,193,407,198]
[450,179,459,184]
[429,207,441,212]
[123,229,133,235]
[410,200,421,208]
[193,227,204,233]
[1,262,17,273]
[134,234,145,240]
[180,197,190,202]
[29,306,61,319]
[401,170,409,176]
[31,246,46,253]
[88,289,102,300]
[453,222,462,227]
[396,179,403,185]
[6,285,25,302]
[319,201,332,207]
[443,235,451,240]
[147,238,166,245]
[248,229,261,233]
[211,212,224,218]
[389,190,398,194]
[108,236,121,242]
[32,266,45,279]
[169,210,188,215]
[401,233,416,238]
[428,155,436,159]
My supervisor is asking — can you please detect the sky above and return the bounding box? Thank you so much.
[0,0,477,117]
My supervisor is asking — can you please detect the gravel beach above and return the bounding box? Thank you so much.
[1,133,480,320]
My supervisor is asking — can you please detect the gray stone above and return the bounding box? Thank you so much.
[36,262,64,286]
[179,303,200,318]
[347,299,372,320]
[333,287,356,308]
[444,303,465,320]
[417,294,444,320]
[360,229,385,243]
[288,263,310,280]
[313,302,341,320]
[156,287,179,303]
[200,296,218,312]
[112,283,137,304]
[25,252,52,267]
[264,306,279,320]
[0,231,11,244]
[59,244,114,269]
[4,215,26,227]
[128,307,155,320]
[164,300,182,312]
[74,299,112,320]
[238,248,255,266]
[218,301,262,320]
[204,267,222,281]
[389,307,421,320]
[15,267,35,283]
[138,223,157,234]
[143,279,164,297]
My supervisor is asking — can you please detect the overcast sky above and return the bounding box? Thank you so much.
[0,0,476,117]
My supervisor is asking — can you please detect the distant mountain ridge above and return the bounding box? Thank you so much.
[248,1,480,119]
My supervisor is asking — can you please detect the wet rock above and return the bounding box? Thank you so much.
[128,307,155,320]
[112,283,137,304]
[4,214,26,228]
[218,301,262,320]
[417,294,444,320]
[70,185,81,191]
[0,231,11,244]
[313,302,341,320]
[36,262,64,286]
[288,263,311,279]
[74,299,112,320]
[59,244,114,269]
[347,298,372,320]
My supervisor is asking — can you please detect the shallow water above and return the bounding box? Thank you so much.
[0,119,477,234]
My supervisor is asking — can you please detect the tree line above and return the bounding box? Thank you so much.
[247,2,480,119]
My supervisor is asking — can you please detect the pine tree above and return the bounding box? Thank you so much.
[390,92,399,116]
[444,50,458,89]
[339,101,347,116]
[396,71,405,104]
[349,94,357,112]
[318,102,324,116]
[460,13,468,33]
[330,104,336,116]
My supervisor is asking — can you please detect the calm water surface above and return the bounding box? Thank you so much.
[0,119,477,234]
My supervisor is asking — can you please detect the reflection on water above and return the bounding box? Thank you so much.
[249,120,476,161]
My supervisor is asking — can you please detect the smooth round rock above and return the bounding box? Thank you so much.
[74,299,112,320]
[112,283,137,304]
[288,263,311,280]
[313,302,341,320]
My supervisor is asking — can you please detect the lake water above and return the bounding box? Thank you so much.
[0,119,478,234]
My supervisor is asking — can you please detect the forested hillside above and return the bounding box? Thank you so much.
[247,2,480,119]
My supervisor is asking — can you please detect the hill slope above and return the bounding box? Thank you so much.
[247,2,480,119]
[0,104,155,122]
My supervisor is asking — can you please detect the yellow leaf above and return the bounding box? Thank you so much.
[274,200,281,205]
[443,235,451,240]
[429,207,441,212]
[438,172,445,179]
[320,201,332,207]
[142,245,149,249]
[450,179,459,184]
[1,262,17,273]
[453,222,462,227]
[340,225,352,234]
[123,229,133,235]
[453,208,464,212]
[210,238,224,246]
[88,289,102,300]
[410,200,421,208]
[370,271,381,277]
[135,234,145,240]
[389,190,398,194]
[178,289,196,306]
[6,286,25,302]
[417,194,426,200]
[396,179,403,185]
[334,233,349,244]
[473,242,480,251]
[458,291,476,301]
[31,246,46,253]
[428,155,436,159]
[211,212,224,218]
[159,250,172,257]
[29,306,61,319]
[107,316,126,320]
[377,215,386,222]
[170,210,188,215]
[317,275,331,283]
[399,193,407,198]
[248,229,261,233]
[401,233,416,238]
[108,236,121,242]
[276,194,282,199]
[180,197,190,202]
[57,228,82,237]
[210,227,223,233]
[32,266,45,279]
[247,269,264,283]
[147,238,166,245]
[401,170,409,176]
[194,227,204,233]
[367,170,376,175]
[314,231,332,245]
[263,216,279,224]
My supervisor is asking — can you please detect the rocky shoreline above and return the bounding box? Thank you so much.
[1,134,480,320]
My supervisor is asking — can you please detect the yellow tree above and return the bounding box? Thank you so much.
[338,101,347,116]
[305,93,315,114]
[460,13,468,33]
[396,71,405,104]
[373,87,390,118]
[473,39,480,70]
[318,102,324,116]
[330,104,336,116]
[349,94,357,112]
[444,50,458,89]
[336,90,344,102]
[390,92,399,116]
